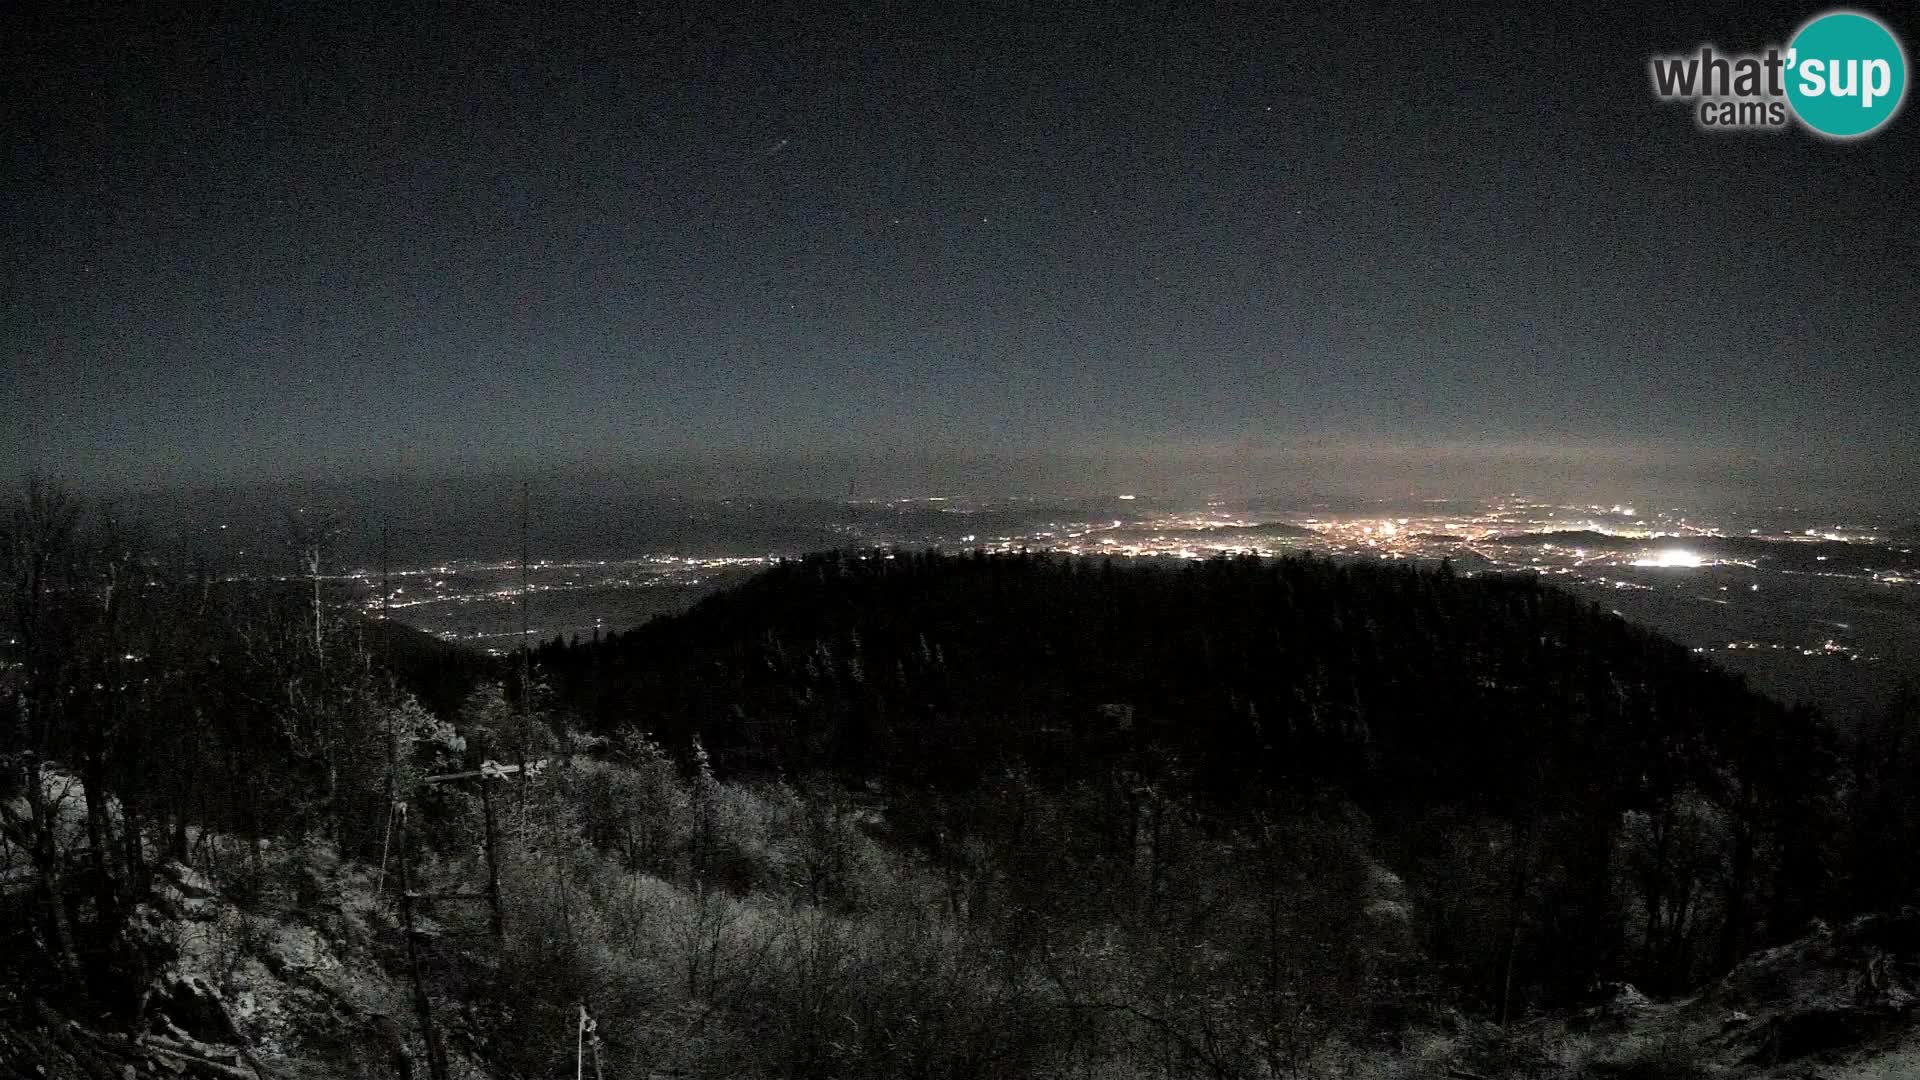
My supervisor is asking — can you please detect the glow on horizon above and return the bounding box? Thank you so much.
[1632,549,1703,568]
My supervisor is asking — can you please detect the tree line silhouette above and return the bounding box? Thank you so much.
[535,548,1905,1010]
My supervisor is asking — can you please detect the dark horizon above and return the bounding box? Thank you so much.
[6,1,1917,499]
[44,444,1917,517]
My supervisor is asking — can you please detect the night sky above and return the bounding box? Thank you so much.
[5,1,1916,500]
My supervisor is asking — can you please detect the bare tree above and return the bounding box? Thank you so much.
[0,474,85,983]
[286,509,345,665]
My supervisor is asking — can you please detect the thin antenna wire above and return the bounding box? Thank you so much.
[382,525,396,762]
[520,480,530,667]
[380,525,391,669]
[519,481,533,799]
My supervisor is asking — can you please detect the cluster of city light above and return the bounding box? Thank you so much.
[357,554,773,617]
[1693,639,1879,663]
[343,496,1912,666]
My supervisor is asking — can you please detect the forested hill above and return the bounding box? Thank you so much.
[539,549,1827,815]
[533,550,1861,1006]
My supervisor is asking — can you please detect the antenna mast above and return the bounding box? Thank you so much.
[380,525,391,663]
[382,524,393,760]
[519,481,533,793]
[520,481,530,666]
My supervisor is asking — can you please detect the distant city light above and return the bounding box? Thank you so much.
[1632,549,1703,568]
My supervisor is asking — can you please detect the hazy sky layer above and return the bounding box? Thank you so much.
[4,1,1916,497]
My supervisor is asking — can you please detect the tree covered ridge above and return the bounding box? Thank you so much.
[545,548,1822,811]
[538,549,1852,1005]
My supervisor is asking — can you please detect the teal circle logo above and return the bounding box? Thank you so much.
[1785,10,1907,138]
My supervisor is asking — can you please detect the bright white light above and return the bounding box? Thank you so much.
[1631,549,1702,568]
[1117,494,1137,500]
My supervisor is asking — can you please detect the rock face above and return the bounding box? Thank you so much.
[1708,912,1920,1073]
[1610,911,1920,1076]
[0,844,453,1080]
[152,977,244,1046]
[1447,914,1920,1080]
[148,862,222,925]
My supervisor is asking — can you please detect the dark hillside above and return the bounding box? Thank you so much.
[537,550,1844,1007]
[542,549,1815,810]
[362,616,497,718]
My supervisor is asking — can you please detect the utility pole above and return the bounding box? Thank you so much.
[395,803,449,1080]
[479,781,505,940]
[419,759,543,941]
[577,1004,604,1080]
